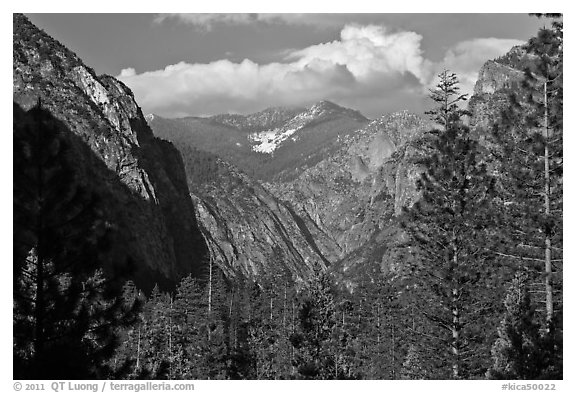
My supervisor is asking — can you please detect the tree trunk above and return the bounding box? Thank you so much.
[444,70,449,129]
[207,256,213,342]
[391,323,395,379]
[451,287,461,379]
[136,325,141,370]
[451,232,461,379]
[377,303,381,348]
[543,80,553,327]
[291,298,296,375]
[168,297,173,379]
[283,284,287,332]
[269,296,273,321]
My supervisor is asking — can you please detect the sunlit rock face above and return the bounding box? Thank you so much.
[153,104,430,284]
[266,111,429,281]
[469,45,532,134]
[189,160,330,282]
[13,14,208,291]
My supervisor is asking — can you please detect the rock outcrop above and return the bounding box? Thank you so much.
[152,100,429,283]
[267,111,429,278]
[13,14,208,291]
[152,121,332,282]
[190,160,330,281]
[469,45,532,134]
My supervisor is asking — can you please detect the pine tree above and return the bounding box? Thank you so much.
[401,71,497,379]
[489,15,563,331]
[205,268,231,379]
[172,275,210,378]
[400,344,431,379]
[330,297,359,379]
[289,268,341,379]
[244,276,289,379]
[107,281,145,378]
[260,273,296,379]
[13,102,139,379]
[424,69,470,130]
[352,275,409,379]
[487,273,541,379]
[227,276,257,379]
[138,285,171,379]
[245,281,267,379]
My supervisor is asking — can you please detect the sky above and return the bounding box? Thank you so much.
[25,13,546,119]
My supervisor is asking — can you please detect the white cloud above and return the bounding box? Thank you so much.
[289,24,432,84]
[434,38,524,97]
[117,25,524,118]
[118,58,358,117]
[119,67,136,77]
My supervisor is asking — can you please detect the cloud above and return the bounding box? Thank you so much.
[288,24,433,84]
[154,13,353,30]
[118,58,359,117]
[119,67,136,77]
[155,14,257,31]
[434,38,524,96]
[117,24,524,118]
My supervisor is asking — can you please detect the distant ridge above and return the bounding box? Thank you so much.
[150,99,370,181]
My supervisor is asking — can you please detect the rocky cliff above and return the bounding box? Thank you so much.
[469,45,532,134]
[13,14,208,291]
[152,121,332,282]
[267,111,429,281]
[190,160,330,281]
[151,101,429,283]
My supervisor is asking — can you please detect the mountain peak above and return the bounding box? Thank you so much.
[210,106,305,132]
[309,100,346,113]
[259,105,306,116]
[14,14,91,81]
[308,100,368,122]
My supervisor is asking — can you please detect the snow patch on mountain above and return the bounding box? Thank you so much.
[246,101,364,154]
[249,127,300,154]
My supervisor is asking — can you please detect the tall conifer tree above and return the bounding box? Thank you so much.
[401,71,496,378]
[489,16,562,331]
